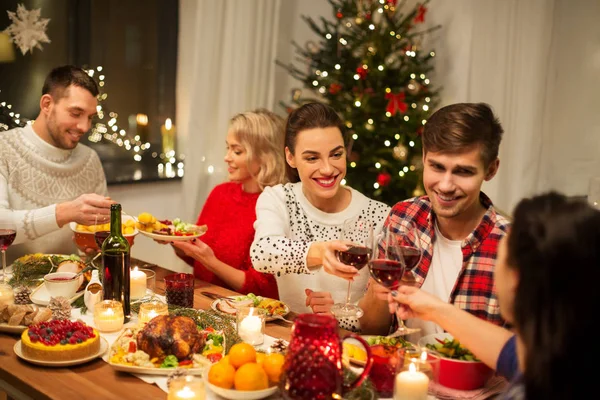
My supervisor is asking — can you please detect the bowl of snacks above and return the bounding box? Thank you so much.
[204,343,283,399]
[418,332,494,390]
[70,215,138,252]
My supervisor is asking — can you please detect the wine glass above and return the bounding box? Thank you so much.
[330,218,374,319]
[0,221,17,284]
[369,222,423,336]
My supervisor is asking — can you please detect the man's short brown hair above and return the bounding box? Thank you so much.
[42,65,99,101]
[422,103,504,167]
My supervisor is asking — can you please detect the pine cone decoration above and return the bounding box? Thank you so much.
[49,296,72,320]
[13,286,32,305]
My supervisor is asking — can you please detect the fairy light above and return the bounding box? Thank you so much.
[325,33,332,39]
[374,182,380,189]
[384,140,391,146]
[354,100,361,107]
[375,162,381,169]
[409,141,415,147]
[352,133,359,140]
[341,179,347,185]
[334,64,341,70]
[350,162,356,168]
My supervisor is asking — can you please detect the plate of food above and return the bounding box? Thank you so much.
[210,293,289,321]
[0,303,53,334]
[343,335,414,367]
[136,213,207,242]
[14,319,108,367]
[107,314,225,375]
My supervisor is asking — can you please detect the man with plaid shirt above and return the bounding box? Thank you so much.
[358,103,510,338]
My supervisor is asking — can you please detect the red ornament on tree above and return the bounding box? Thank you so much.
[387,0,398,5]
[385,92,408,115]
[356,66,368,80]
[414,4,427,23]
[336,10,343,19]
[329,83,342,95]
[377,172,392,187]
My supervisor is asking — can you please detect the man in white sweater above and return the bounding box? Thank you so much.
[0,65,114,263]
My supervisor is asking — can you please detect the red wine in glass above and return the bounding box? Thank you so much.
[94,231,110,248]
[399,246,421,271]
[336,246,372,270]
[369,259,405,290]
[0,229,16,251]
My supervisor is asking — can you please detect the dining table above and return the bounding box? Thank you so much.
[0,261,296,400]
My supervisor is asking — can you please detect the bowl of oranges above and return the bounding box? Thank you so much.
[204,343,284,399]
[70,215,138,252]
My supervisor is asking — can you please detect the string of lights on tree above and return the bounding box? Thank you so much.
[278,0,441,205]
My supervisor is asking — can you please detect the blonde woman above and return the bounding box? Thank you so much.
[171,109,286,298]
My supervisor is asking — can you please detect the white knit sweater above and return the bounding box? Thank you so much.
[0,124,108,263]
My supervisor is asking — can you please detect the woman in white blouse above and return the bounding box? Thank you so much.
[250,102,390,331]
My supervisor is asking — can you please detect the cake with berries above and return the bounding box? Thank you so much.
[21,320,100,361]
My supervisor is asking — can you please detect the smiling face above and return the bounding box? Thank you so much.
[285,126,347,204]
[224,131,260,189]
[42,85,98,150]
[423,145,498,220]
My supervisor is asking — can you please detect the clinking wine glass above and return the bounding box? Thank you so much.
[369,222,423,337]
[0,221,17,284]
[330,218,374,319]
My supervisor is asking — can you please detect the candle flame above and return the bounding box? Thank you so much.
[421,350,428,362]
[165,118,172,130]
[136,113,148,125]
[409,362,417,373]
[104,308,115,316]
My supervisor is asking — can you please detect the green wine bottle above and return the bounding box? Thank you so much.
[101,204,131,322]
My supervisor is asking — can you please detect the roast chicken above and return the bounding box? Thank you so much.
[136,315,204,360]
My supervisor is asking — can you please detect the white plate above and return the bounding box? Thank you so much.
[0,323,27,334]
[69,214,139,235]
[107,362,206,376]
[203,367,279,399]
[137,224,207,242]
[30,283,84,306]
[14,337,108,367]
[210,297,290,322]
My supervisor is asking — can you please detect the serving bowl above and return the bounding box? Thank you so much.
[418,332,494,390]
[70,215,138,252]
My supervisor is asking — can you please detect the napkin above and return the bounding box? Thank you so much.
[430,376,508,400]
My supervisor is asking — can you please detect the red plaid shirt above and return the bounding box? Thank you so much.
[385,192,510,326]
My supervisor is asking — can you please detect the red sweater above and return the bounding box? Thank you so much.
[192,182,278,299]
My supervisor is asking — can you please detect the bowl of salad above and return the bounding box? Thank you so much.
[418,332,493,390]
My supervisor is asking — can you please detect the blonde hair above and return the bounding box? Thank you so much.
[228,109,286,190]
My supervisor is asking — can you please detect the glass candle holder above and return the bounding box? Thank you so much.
[0,282,14,305]
[139,268,156,297]
[93,300,125,332]
[167,375,205,400]
[236,307,266,345]
[164,273,195,308]
[138,300,169,324]
[394,347,440,400]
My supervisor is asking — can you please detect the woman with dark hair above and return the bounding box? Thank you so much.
[250,102,390,331]
[389,191,600,399]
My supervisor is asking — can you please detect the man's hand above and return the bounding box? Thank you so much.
[305,288,334,314]
[56,194,115,227]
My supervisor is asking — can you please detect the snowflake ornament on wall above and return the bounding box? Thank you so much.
[3,3,51,55]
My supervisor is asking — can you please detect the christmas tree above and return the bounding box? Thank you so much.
[279,0,440,205]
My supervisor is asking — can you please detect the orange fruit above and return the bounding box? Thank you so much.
[208,361,236,389]
[234,363,269,391]
[263,353,285,383]
[228,343,257,369]
[255,352,266,366]
[219,355,230,365]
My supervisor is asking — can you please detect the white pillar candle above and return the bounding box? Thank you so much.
[94,301,124,332]
[394,362,430,400]
[238,315,263,345]
[130,267,147,299]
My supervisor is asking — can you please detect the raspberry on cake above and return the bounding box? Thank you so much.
[21,320,100,361]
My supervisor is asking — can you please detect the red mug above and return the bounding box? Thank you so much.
[281,314,373,399]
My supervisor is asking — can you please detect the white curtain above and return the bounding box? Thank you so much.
[177,0,281,221]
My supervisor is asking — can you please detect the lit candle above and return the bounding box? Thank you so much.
[167,376,205,400]
[0,283,14,305]
[238,315,263,345]
[94,300,124,332]
[138,300,168,324]
[130,267,147,300]
[394,362,430,400]
[136,113,149,142]
[161,118,176,155]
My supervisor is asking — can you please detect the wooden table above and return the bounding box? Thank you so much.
[0,264,295,400]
